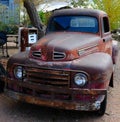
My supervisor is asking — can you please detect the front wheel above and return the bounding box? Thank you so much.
[96,93,107,116]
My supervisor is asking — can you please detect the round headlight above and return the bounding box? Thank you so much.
[74,73,87,87]
[14,66,26,79]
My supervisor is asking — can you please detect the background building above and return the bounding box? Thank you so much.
[0,0,20,24]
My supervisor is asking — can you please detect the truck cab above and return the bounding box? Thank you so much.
[3,8,118,116]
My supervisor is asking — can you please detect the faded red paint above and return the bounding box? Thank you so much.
[3,8,119,115]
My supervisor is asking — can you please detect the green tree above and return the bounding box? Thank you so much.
[70,0,89,8]
[39,11,51,25]
[23,0,45,38]
[17,0,45,38]
[92,0,120,30]
[20,0,70,38]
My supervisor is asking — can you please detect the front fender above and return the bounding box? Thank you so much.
[71,53,113,85]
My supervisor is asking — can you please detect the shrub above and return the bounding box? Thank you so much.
[0,22,18,34]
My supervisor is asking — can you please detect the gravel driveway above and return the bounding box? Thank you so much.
[0,45,120,122]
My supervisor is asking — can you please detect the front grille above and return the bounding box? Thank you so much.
[25,67,70,88]
[53,51,66,60]
[7,66,71,100]
[32,51,41,58]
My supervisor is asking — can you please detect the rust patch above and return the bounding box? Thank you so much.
[5,89,104,111]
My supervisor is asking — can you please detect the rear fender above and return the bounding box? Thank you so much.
[112,40,119,64]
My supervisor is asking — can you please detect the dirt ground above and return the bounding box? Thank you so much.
[0,42,120,122]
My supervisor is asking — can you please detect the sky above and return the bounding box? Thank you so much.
[37,0,92,12]
[37,1,70,12]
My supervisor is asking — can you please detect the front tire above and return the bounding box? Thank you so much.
[96,93,107,116]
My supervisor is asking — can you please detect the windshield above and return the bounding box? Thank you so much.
[48,16,98,33]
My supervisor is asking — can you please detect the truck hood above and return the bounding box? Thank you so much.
[29,32,100,61]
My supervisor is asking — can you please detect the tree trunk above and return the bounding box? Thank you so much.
[24,0,45,39]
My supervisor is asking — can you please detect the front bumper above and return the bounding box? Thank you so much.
[4,78,106,111]
[5,89,105,111]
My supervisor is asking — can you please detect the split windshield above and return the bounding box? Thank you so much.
[48,16,98,33]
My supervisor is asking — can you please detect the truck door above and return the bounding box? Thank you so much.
[101,16,112,56]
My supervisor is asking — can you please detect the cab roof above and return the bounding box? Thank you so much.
[52,8,107,18]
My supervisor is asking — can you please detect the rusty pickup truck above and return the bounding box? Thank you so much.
[3,9,118,116]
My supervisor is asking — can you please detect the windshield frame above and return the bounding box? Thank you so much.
[47,15,99,34]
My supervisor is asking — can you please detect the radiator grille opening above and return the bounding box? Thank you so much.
[32,51,41,58]
[53,51,66,60]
